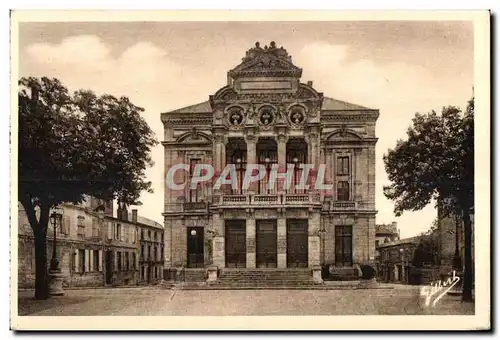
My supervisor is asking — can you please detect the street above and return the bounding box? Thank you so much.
[17,285,474,316]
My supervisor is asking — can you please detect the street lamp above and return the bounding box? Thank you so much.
[49,208,64,271]
[48,207,64,296]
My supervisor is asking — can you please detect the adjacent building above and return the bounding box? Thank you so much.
[437,204,475,276]
[161,42,379,278]
[136,211,165,283]
[377,237,418,283]
[18,197,164,288]
[375,222,399,248]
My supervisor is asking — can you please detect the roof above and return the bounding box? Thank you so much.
[321,97,374,111]
[377,236,420,249]
[165,96,374,114]
[376,223,398,236]
[168,101,212,114]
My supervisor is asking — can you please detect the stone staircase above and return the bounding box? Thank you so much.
[207,268,322,289]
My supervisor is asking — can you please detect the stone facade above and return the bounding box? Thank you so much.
[161,42,379,275]
[17,197,163,289]
[138,220,165,283]
[438,207,474,275]
[374,222,399,260]
[377,238,417,283]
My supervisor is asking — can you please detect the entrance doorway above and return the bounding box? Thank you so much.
[105,251,113,284]
[225,220,246,268]
[187,227,204,268]
[256,220,277,268]
[287,220,308,267]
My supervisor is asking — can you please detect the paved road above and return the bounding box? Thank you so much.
[18,286,474,316]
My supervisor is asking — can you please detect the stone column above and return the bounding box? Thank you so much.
[246,217,256,268]
[277,134,287,193]
[308,212,321,267]
[306,128,320,191]
[212,213,225,268]
[213,130,226,198]
[245,134,257,194]
[277,216,287,268]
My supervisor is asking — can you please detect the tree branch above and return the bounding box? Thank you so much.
[19,193,39,232]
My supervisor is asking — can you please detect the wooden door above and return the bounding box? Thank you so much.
[187,227,204,268]
[225,221,246,268]
[256,220,277,268]
[287,220,308,268]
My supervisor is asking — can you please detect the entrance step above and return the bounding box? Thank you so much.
[325,267,360,281]
[208,268,321,288]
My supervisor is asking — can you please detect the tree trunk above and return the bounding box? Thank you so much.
[462,207,474,302]
[33,228,49,300]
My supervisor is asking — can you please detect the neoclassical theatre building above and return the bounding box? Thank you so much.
[162,42,379,277]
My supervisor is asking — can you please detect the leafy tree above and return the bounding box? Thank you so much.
[383,98,474,302]
[411,233,439,268]
[18,77,157,299]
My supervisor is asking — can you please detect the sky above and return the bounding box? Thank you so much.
[17,21,474,239]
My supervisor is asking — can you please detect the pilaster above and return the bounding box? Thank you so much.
[277,216,287,268]
[246,217,256,268]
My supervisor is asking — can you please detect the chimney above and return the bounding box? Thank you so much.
[132,209,138,223]
[307,81,313,87]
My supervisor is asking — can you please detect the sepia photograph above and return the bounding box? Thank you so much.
[9,10,490,331]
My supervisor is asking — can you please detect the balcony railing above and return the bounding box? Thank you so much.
[221,195,249,205]
[218,193,322,206]
[183,202,207,211]
[254,194,280,204]
[330,201,357,210]
[283,194,309,203]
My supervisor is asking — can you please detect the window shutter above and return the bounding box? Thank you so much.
[120,227,124,242]
[85,221,92,238]
[98,250,103,272]
[89,250,94,271]
[114,251,118,271]
[125,226,129,243]
[74,249,80,273]
[85,249,90,272]
[63,215,71,235]
[107,222,113,240]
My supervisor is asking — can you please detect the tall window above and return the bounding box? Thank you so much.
[189,158,202,202]
[337,181,350,201]
[77,216,85,238]
[337,156,350,175]
[230,148,247,194]
[117,252,122,271]
[115,223,121,240]
[125,252,129,271]
[93,250,99,271]
[132,253,136,270]
[79,249,86,272]
[257,139,278,194]
[92,218,99,238]
[335,226,353,267]
[286,139,308,194]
